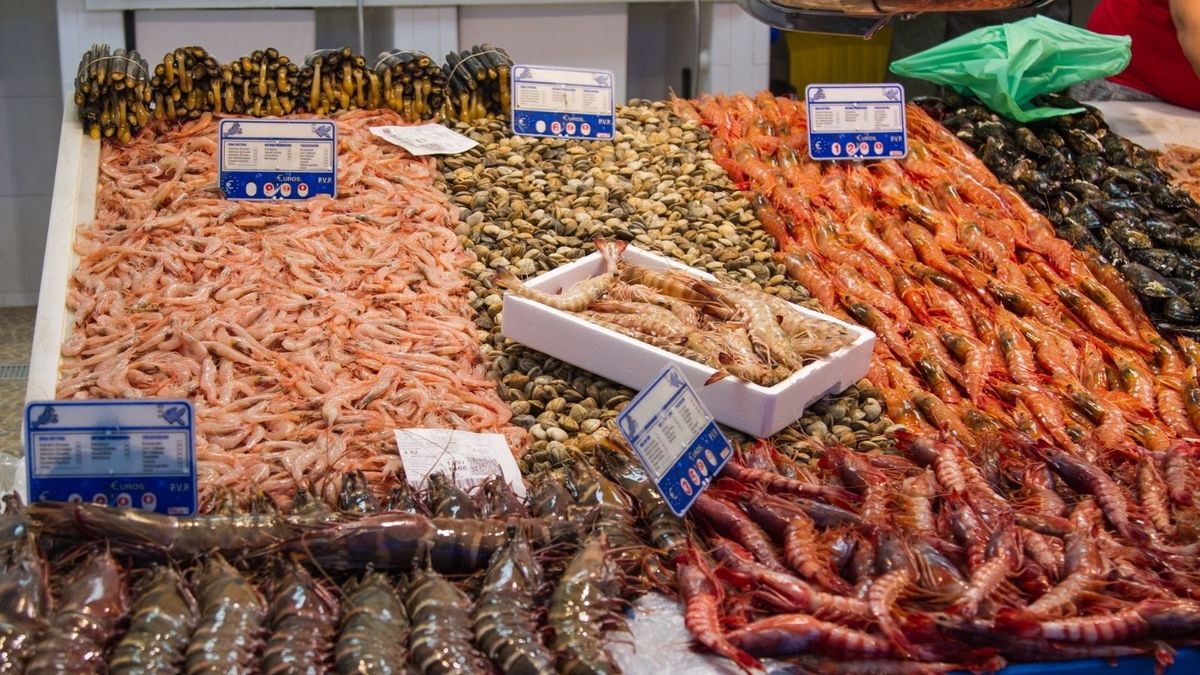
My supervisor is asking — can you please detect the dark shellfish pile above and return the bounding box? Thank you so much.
[917,93,1200,336]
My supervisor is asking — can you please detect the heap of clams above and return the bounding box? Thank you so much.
[918,92,1200,336]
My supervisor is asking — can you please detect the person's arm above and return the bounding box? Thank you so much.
[1170,0,1200,79]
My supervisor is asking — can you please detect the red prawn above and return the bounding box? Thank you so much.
[691,492,787,571]
[678,547,764,673]
[726,613,896,659]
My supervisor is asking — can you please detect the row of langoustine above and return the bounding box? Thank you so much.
[10,443,684,674]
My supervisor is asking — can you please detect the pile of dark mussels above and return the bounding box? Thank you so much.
[918,92,1200,336]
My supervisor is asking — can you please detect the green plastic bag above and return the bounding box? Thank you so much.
[890,16,1131,122]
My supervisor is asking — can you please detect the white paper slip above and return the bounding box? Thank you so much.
[370,124,478,156]
[394,428,526,497]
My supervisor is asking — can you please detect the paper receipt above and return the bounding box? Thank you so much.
[369,124,478,156]
[393,428,526,497]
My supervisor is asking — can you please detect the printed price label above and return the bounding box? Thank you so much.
[511,64,615,140]
[806,83,908,161]
[370,124,478,156]
[394,429,526,497]
[616,364,732,516]
[25,400,197,515]
[219,119,336,201]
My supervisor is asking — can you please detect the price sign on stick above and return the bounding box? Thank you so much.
[616,364,733,516]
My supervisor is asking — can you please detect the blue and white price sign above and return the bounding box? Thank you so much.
[511,64,615,140]
[806,83,908,161]
[219,119,336,201]
[616,364,733,516]
[24,400,197,515]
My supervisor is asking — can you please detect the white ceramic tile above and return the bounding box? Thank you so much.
[459,4,628,103]
[708,63,731,94]
[709,3,733,67]
[134,9,316,64]
[0,0,62,99]
[0,195,52,298]
[0,96,63,198]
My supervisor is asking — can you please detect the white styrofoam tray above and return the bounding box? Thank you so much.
[500,246,875,438]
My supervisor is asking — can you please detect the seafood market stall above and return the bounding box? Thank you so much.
[10,26,1200,674]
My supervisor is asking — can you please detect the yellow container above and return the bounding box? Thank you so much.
[785,26,895,93]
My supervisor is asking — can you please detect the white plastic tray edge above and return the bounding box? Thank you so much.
[2,106,96,497]
[500,245,875,437]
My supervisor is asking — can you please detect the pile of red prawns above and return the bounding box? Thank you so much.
[659,93,1200,670]
[678,437,1200,673]
[677,93,1200,459]
[58,109,523,508]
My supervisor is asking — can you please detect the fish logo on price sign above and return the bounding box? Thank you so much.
[616,364,732,516]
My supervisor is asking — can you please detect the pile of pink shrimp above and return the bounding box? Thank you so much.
[57,109,524,509]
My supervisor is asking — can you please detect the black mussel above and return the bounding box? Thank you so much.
[1065,203,1104,230]
[1177,210,1200,228]
[1103,179,1133,199]
[1009,156,1037,182]
[914,96,950,118]
[1183,233,1200,257]
[1164,296,1199,323]
[961,105,999,123]
[1066,129,1105,156]
[1057,222,1101,251]
[1023,172,1056,195]
[1101,133,1128,165]
[1076,113,1103,134]
[1047,208,1066,226]
[1131,247,1180,276]
[1142,219,1183,247]
[1122,262,1178,298]
[1048,191,1079,215]
[1042,149,1073,180]
[1174,278,1200,295]
[1070,181,1104,205]
[941,114,974,135]
[1076,154,1107,183]
[1100,232,1130,266]
[1177,257,1200,281]
[944,90,968,108]
[975,120,1008,141]
[980,137,1012,174]
[1036,128,1066,150]
[1157,321,1200,337]
[1040,91,1083,109]
[1093,198,1145,222]
[1107,166,1153,189]
[1149,184,1193,211]
[1106,223,1154,250]
[1013,127,1047,156]
[1128,144,1159,171]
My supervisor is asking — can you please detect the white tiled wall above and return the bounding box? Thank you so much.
[459,4,629,104]
[1,0,64,307]
[705,2,770,96]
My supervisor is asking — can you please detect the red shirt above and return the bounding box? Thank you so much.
[1089,0,1200,110]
